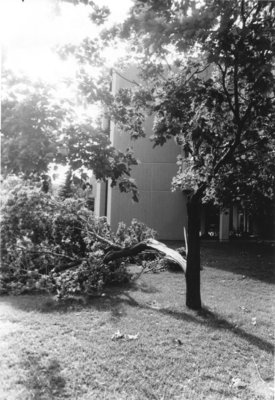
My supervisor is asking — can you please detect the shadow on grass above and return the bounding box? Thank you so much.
[200,241,275,284]
[0,280,159,314]
[165,305,274,355]
[19,352,66,400]
[91,291,274,356]
[1,284,273,356]
[1,279,273,356]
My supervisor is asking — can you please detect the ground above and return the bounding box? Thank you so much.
[0,242,274,400]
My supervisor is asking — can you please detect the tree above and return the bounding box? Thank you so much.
[67,0,274,309]
[1,71,66,178]
[113,0,275,309]
[1,70,139,200]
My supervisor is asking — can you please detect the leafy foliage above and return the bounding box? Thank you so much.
[67,0,274,309]
[125,1,274,200]
[0,184,156,297]
[1,71,66,177]
[1,69,139,200]
[61,121,140,200]
[116,219,157,247]
[63,0,275,211]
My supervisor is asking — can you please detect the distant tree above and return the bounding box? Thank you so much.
[1,71,65,178]
[1,70,139,200]
[65,0,275,309]
[58,169,74,199]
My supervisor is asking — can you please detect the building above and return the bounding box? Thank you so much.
[94,68,269,241]
[94,67,188,240]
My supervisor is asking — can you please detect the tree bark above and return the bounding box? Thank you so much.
[103,242,149,263]
[185,196,202,310]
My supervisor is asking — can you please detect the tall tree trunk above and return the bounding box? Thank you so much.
[185,196,202,310]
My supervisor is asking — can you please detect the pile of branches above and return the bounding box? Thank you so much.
[0,186,185,298]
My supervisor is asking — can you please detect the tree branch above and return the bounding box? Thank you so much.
[103,239,186,273]
[53,261,84,274]
[233,138,266,156]
[14,245,80,262]
[212,141,233,151]
[103,242,150,263]
[239,100,253,130]
[185,64,210,85]
[217,63,236,118]
[233,55,240,124]
[193,182,207,201]
[113,69,141,87]
[164,55,172,71]
[213,133,241,175]
[78,216,122,249]
[241,0,246,29]
[92,231,122,249]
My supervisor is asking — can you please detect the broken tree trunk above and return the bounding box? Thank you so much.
[103,239,186,273]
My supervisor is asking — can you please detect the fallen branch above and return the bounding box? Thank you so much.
[53,261,83,274]
[91,231,122,250]
[104,242,149,263]
[78,216,122,249]
[14,245,80,262]
[104,239,186,273]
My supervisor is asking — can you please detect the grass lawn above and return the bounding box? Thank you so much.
[0,241,274,400]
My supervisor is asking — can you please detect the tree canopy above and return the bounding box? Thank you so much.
[1,69,139,200]
[115,0,275,208]
[1,72,66,177]
[61,0,275,211]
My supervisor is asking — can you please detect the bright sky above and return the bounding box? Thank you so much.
[0,0,133,182]
[1,0,133,83]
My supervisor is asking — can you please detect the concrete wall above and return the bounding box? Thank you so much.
[95,67,187,240]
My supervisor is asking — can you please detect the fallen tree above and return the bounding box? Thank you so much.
[0,185,186,298]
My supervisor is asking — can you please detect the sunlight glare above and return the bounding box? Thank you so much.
[1,0,133,83]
